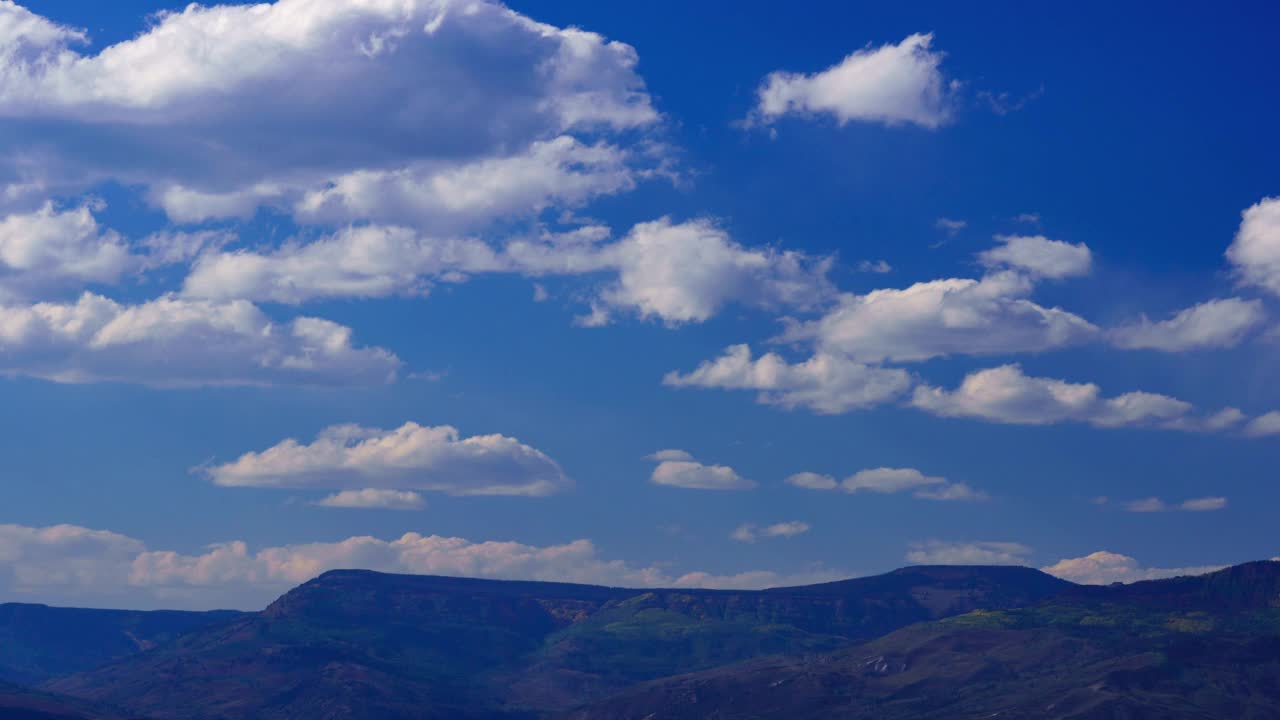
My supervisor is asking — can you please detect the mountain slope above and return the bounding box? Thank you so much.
[0,681,140,720]
[0,604,243,685]
[47,565,1069,719]
[567,561,1280,720]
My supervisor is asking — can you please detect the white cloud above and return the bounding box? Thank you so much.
[978,235,1092,279]
[1123,496,1227,513]
[663,344,912,414]
[0,292,399,386]
[844,467,947,494]
[905,541,1033,566]
[1204,407,1247,431]
[751,33,953,129]
[315,489,426,510]
[1042,551,1221,585]
[0,524,145,605]
[935,217,966,236]
[857,259,892,274]
[291,136,638,231]
[0,0,658,221]
[578,217,834,326]
[138,230,235,270]
[207,422,568,497]
[648,449,695,462]
[0,200,231,301]
[648,451,755,491]
[730,521,810,543]
[912,364,1196,429]
[1180,497,1228,511]
[912,482,987,501]
[1123,497,1167,513]
[177,134,638,228]
[790,466,986,501]
[1244,411,1280,437]
[1227,197,1280,295]
[182,225,503,304]
[0,201,133,299]
[781,272,1097,363]
[784,471,839,490]
[0,522,839,609]
[1109,298,1266,351]
[185,217,830,326]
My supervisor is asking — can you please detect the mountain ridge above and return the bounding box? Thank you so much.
[18,560,1280,719]
[0,603,244,685]
[44,563,1071,720]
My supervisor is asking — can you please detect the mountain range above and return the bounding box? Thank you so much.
[3,561,1278,719]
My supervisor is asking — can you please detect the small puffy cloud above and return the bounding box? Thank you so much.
[316,489,426,511]
[781,273,1097,363]
[785,471,839,490]
[0,522,837,609]
[207,422,569,497]
[1244,411,1280,437]
[585,218,833,325]
[935,217,966,236]
[730,521,810,543]
[0,292,399,386]
[0,200,231,301]
[791,466,985,501]
[0,202,134,299]
[848,468,986,501]
[844,467,948,494]
[912,364,1196,429]
[1042,551,1221,585]
[1123,496,1227,513]
[1180,496,1228,511]
[663,344,912,414]
[1226,197,1280,295]
[978,235,1092,279]
[1109,298,1266,351]
[751,33,953,129]
[857,259,892,274]
[0,0,658,221]
[905,541,1033,566]
[183,225,504,304]
[648,451,755,491]
[913,482,987,501]
[1204,407,1247,431]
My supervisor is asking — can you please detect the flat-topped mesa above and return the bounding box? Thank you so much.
[46,563,1086,720]
[767,564,1072,596]
[260,569,628,626]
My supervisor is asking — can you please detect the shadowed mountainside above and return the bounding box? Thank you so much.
[0,604,243,685]
[566,561,1280,720]
[45,565,1069,720]
[0,680,141,720]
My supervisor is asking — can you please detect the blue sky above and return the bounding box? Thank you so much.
[1,0,1277,609]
